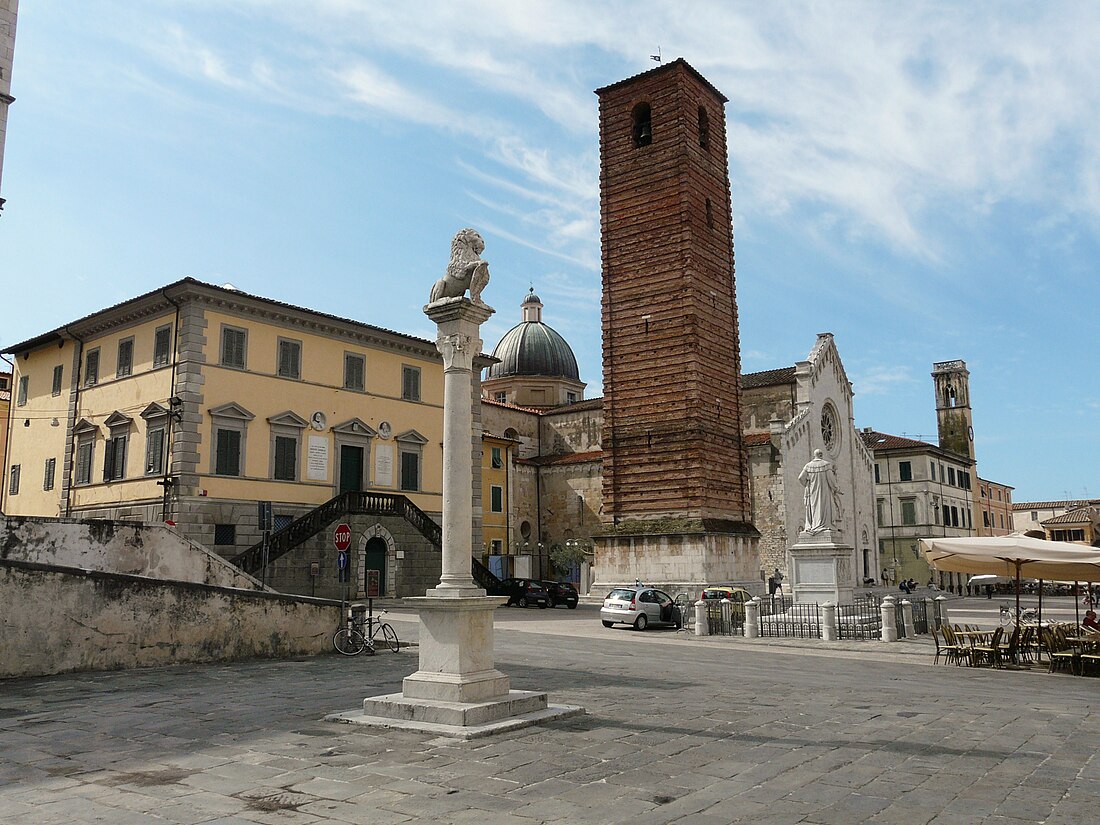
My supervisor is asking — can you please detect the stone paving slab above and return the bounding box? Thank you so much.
[2,625,1099,824]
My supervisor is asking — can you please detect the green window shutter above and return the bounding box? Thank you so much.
[216,429,241,476]
[400,451,419,491]
[146,428,164,475]
[274,436,296,480]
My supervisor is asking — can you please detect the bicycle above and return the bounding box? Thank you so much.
[999,604,1038,626]
[333,606,401,655]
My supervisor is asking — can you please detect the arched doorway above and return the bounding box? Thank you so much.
[363,536,387,596]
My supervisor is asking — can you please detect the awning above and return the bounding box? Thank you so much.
[920,534,1100,582]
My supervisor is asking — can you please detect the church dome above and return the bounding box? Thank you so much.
[485,290,580,381]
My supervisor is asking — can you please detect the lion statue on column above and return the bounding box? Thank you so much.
[429,228,491,305]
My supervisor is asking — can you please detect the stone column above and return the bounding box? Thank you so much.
[821,602,838,641]
[881,595,898,643]
[901,599,915,639]
[423,299,493,595]
[744,597,760,638]
[695,600,709,637]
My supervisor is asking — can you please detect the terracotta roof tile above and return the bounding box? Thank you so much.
[1013,499,1100,511]
[482,398,544,415]
[743,432,773,446]
[544,397,604,414]
[1041,506,1099,526]
[742,367,796,389]
[532,450,603,466]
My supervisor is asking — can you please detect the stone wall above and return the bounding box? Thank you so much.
[541,406,602,455]
[538,459,603,547]
[0,559,341,679]
[747,442,786,576]
[0,516,262,590]
[263,513,442,600]
[741,383,795,433]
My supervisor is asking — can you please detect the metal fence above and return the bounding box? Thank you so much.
[705,600,745,635]
[757,602,822,638]
[911,600,929,635]
[836,597,882,640]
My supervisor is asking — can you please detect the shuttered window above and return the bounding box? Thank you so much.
[145,427,165,475]
[215,429,242,476]
[9,465,20,496]
[344,353,365,391]
[491,485,503,513]
[153,325,172,367]
[400,450,420,491]
[75,438,94,485]
[17,375,27,406]
[273,435,297,481]
[277,339,301,379]
[103,435,127,481]
[52,365,64,396]
[116,338,134,378]
[221,327,247,369]
[402,366,420,401]
[43,458,56,491]
[85,349,100,386]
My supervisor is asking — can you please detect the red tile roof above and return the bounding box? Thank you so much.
[1013,499,1100,511]
[482,398,544,415]
[742,367,796,389]
[1041,506,1099,526]
[860,430,934,451]
[743,432,773,447]
[532,450,603,466]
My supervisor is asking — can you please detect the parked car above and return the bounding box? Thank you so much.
[540,580,579,609]
[700,585,753,604]
[601,587,681,630]
[489,578,549,608]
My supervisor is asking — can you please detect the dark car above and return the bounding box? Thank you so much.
[489,578,549,608]
[540,580,579,609]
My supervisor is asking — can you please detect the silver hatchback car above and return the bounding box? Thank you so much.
[601,587,682,631]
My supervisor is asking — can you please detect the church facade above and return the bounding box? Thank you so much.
[479,299,876,592]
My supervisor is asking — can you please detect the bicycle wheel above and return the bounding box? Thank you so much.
[333,628,367,656]
[380,623,400,653]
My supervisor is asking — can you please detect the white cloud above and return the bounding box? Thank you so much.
[853,365,919,397]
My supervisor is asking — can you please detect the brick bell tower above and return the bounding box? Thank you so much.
[594,59,758,592]
[932,360,975,461]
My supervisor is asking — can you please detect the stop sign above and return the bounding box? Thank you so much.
[333,523,352,551]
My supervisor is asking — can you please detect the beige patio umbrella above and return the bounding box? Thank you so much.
[920,534,1100,630]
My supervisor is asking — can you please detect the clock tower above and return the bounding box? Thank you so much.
[932,360,975,461]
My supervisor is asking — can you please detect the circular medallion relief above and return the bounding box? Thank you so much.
[820,403,840,455]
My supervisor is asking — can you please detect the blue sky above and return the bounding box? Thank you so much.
[2,1,1097,503]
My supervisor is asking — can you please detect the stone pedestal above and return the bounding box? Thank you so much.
[788,529,854,606]
[328,285,581,738]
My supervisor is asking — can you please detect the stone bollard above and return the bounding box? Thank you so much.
[745,597,760,638]
[936,595,950,629]
[695,600,709,636]
[821,602,838,641]
[881,595,898,642]
[720,598,732,634]
[901,599,915,638]
[925,597,937,631]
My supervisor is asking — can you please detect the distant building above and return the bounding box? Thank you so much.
[1012,500,1100,535]
[1040,506,1099,546]
[862,429,975,589]
[0,369,10,493]
[976,478,1014,535]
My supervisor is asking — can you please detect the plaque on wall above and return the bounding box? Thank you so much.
[374,442,394,487]
[307,435,329,481]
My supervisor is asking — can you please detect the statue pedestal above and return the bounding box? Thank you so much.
[328,595,581,738]
[328,285,582,738]
[788,529,854,606]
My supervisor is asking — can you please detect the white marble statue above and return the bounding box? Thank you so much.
[798,449,843,534]
[429,228,491,305]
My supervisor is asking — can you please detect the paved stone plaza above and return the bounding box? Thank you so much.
[2,612,1098,825]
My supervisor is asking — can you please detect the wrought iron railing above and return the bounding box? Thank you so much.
[472,557,501,591]
[758,602,822,638]
[231,490,442,575]
[911,599,929,635]
[836,597,882,640]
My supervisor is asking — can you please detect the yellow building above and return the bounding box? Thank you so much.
[1,279,451,563]
[480,432,514,571]
[0,369,10,490]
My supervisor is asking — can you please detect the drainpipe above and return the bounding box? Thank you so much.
[63,328,85,518]
[160,291,182,523]
[0,353,13,514]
